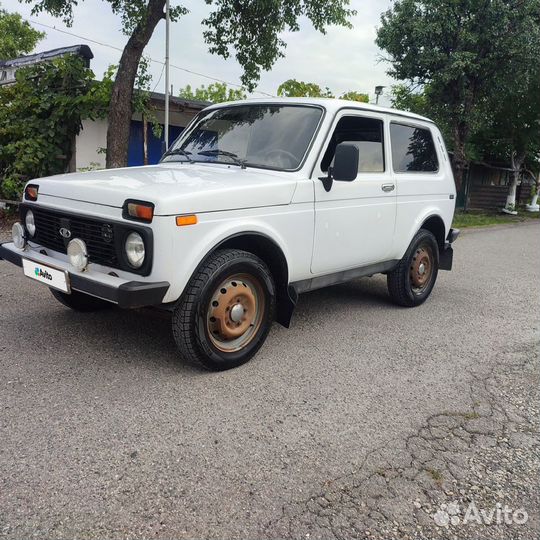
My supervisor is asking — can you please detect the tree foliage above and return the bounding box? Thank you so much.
[0,56,106,199]
[178,82,246,103]
[277,79,333,98]
[0,53,165,200]
[376,0,540,191]
[23,0,187,33]
[203,1,355,90]
[340,91,369,103]
[278,79,369,102]
[0,2,44,59]
[24,0,355,167]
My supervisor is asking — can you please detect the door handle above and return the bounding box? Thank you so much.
[381,183,395,192]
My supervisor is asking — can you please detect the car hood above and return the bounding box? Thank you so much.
[33,163,299,215]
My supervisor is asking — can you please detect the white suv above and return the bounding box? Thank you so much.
[0,98,459,370]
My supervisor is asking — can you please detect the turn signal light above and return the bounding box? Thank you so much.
[176,214,198,226]
[25,184,39,201]
[123,200,154,223]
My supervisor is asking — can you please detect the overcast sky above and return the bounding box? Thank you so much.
[3,0,395,105]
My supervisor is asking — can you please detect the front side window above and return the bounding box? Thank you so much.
[321,115,385,174]
[162,104,323,171]
[390,123,438,172]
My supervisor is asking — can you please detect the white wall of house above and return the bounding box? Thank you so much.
[74,118,108,171]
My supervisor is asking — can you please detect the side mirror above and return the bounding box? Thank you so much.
[318,142,359,192]
[333,143,359,182]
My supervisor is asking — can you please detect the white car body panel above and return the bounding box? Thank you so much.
[4,98,457,309]
[33,162,298,215]
[310,108,396,274]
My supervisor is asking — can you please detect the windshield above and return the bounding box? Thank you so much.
[161,104,323,170]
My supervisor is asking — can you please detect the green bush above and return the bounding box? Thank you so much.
[0,55,108,200]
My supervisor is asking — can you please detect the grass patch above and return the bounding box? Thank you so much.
[461,411,481,420]
[425,467,444,486]
[453,208,539,229]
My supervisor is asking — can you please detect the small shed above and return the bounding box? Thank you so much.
[458,160,534,210]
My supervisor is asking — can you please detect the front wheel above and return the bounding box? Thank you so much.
[387,229,439,307]
[172,249,275,370]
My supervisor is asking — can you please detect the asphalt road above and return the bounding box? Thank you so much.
[0,222,539,539]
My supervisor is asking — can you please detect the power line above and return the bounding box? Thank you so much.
[27,19,275,97]
[151,61,165,93]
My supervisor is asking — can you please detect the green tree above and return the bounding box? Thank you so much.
[0,2,44,59]
[340,90,368,103]
[178,82,246,103]
[277,79,334,98]
[390,84,428,116]
[99,57,164,138]
[24,0,355,169]
[0,56,106,199]
[376,0,540,192]
[277,80,368,101]
[474,68,540,213]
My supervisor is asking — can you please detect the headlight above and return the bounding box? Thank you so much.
[125,232,145,268]
[12,222,26,249]
[68,238,88,272]
[25,209,36,237]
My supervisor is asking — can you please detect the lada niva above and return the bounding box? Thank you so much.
[0,98,459,370]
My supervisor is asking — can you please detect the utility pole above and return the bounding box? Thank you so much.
[164,0,170,151]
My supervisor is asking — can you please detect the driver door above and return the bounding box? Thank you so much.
[311,110,396,275]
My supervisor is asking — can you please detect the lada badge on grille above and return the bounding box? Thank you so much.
[59,227,72,239]
[101,224,113,243]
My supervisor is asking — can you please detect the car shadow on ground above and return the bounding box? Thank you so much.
[8,275,394,374]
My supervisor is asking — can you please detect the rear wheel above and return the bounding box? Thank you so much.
[172,249,275,370]
[387,229,439,307]
[50,288,113,312]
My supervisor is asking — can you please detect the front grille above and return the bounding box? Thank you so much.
[31,207,119,268]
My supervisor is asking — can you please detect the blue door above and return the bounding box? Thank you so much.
[128,121,184,166]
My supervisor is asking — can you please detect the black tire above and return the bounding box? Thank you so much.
[387,229,439,307]
[172,249,276,371]
[50,288,113,312]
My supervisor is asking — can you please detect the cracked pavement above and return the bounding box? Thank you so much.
[0,222,539,539]
[264,341,539,540]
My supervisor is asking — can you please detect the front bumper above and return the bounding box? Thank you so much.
[0,242,169,309]
[439,227,460,271]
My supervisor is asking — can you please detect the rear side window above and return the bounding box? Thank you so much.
[390,123,438,172]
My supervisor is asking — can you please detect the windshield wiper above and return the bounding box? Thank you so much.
[162,148,193,162]
[197,149,247,169]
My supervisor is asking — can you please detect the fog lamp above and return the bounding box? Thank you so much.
[12,222,26,249]
[68,238,88,272]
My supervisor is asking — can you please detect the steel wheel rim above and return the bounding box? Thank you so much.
[409,244,433,294]
[206,273,265,352]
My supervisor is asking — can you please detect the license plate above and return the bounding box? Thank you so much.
[22,258,70,293]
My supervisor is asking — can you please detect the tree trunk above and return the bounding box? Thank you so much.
[106,0,166,169]
[143,115,149,165]
[451,120,469,196]
[526,171,540,211]
[504,152,526,214]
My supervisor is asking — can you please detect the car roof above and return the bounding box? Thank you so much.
[205,97,434,124]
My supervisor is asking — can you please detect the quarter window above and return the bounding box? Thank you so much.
[321,116,384,173]
[390,123,438,172]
